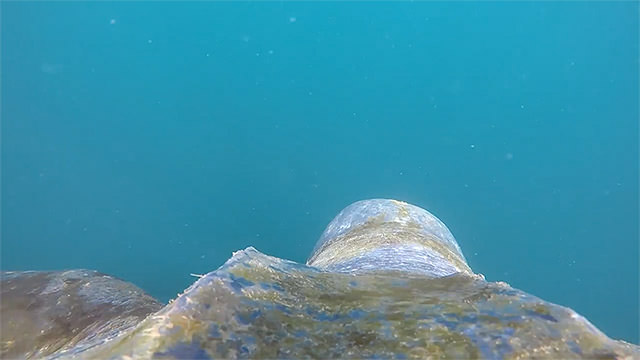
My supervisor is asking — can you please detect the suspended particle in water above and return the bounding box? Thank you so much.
[505,153,514,160]
[289,17,297,23]
[110,19,116,25]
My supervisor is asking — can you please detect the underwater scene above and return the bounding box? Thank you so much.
[1,2,638,359]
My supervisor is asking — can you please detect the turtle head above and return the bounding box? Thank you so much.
[306,199,472,277]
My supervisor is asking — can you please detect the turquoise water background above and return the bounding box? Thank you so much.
[2,2,638,344]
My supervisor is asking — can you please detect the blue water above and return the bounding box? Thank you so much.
[2,2,638,344]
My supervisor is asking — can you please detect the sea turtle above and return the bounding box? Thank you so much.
[1,199,638,359]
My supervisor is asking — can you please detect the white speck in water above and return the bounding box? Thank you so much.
[268,50,274,55]
[147,39,153,44]
[256,233,260,237]
[184,223,189,227]
[474,252,478,256]
[470,144,475,149]
[289,16,297,23]
[200,255,206,259]
[399,171,404,176]
[520,104,525,109]
[206,53,210,57]
[110,19,116,25]
[308,91,313,96]
[464,184,469,188]
[256,52,260,57]
[505,153,514,160]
